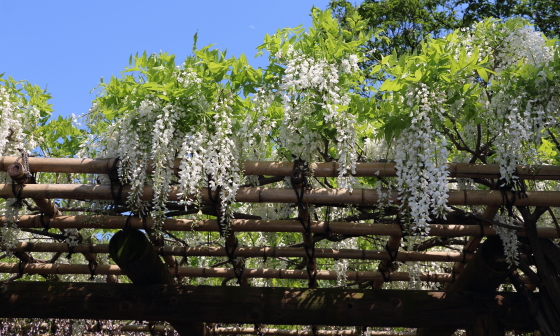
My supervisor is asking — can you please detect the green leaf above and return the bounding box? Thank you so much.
[476,68,488,82]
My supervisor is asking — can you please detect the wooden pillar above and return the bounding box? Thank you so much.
[109,228,206,336]
[417,235,512,336]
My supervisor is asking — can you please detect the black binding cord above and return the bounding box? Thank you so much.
[88,258,98,280]
[385,242,399,266]
[39,212,50,232]
[224,239,244,285]
[379,265,392,282]
[108,157,122,209]
[291,158,317,287]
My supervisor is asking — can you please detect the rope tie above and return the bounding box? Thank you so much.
[500,168,527,217]
[88,258,98,281]
[10,149,34,209]
[39,212,50,232]
[291,158,317,287]
[18,260,27,278]
[224,239,244,285]
[108,157,122,209]
[207,178,224,236]
[385,242,399,264]
[379,265,391,282]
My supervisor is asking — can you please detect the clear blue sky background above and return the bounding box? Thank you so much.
[1,1,351,119]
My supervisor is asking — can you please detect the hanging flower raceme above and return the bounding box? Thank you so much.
[87,51,256,231]
[0,77,51,255]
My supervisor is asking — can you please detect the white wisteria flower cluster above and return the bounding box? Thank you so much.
[394,84,450,236]
[0,85,44,254]
[275,49,360,189]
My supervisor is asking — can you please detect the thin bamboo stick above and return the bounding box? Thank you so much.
[5,242,473,263]
[2,156,560,179]
[7,215,560,238]
[3,184,560,207]
[0,262,452,282]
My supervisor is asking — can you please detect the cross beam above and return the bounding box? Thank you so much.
[0,282,536,331]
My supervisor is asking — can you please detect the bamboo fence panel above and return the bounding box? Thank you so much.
[7,215,560,238]
[5,242,474,262]
[2,156,560,179]
[0,263,453,282]
[3,184,560,206]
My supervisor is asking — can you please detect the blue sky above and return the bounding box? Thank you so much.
[1,1,344,119]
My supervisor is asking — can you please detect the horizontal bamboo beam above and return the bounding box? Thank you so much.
[6,242,473,263]
[0,282,535,330]
[8,215,560,238]
[0,262,453,282]
[3,184,560,207]
[2,156,559,179]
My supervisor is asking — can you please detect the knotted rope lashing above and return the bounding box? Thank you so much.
[10,149,34,208]
[499,168,527,217]
[88,258,98,281]
[207,175,244,285]
[108,157,122,209]
[291,158,317,288]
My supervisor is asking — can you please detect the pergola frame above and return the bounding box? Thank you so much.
[0,156,558,335]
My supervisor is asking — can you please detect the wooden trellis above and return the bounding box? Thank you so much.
[1,156,559,335]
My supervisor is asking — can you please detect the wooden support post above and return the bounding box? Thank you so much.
[418,235,514,336]
[109,228,205,336]
[0,283,536,330]
[447,206,499,287]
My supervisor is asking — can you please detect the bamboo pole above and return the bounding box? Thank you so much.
[4,184,560,206]
[8,162,102,279]
[0,262,453,282]
[2,156,560,180]
[5,242,474,263]
[7,215,560,238]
